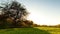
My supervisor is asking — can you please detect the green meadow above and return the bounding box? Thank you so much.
[36,27,60,34]
[0,27,60,34]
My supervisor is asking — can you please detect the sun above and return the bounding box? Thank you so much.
[27,11,41,24]
[27,10,60,25]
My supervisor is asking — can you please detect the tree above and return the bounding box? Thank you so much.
[0,0,29,27]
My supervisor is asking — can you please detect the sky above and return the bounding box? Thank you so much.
[0,0,60,25]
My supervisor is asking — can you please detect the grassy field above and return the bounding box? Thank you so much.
[36,27,60,34]
[0,27,60,34]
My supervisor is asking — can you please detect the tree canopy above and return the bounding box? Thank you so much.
[0,0,33,28]
[0,1,29,21]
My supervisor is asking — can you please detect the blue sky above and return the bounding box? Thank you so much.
[0,0,60,25]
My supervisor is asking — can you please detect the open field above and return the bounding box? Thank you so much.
[0,27,60,34]
[36,27,60,34]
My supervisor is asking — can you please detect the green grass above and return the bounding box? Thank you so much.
[0,27,60,34]
[0,27,50,34]
[36,27,60,34]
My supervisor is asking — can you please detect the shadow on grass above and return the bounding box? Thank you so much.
[0,28,50,34]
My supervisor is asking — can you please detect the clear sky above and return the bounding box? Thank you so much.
[0,0,60,25]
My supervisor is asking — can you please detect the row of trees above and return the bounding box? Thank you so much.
[0,0,33,28]
[32,24,60,28]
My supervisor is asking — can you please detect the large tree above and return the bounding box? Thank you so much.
[0,0,30,27]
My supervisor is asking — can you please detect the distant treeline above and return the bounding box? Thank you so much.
[32,24,60,28]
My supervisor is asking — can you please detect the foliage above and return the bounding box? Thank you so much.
[0,0,33,28]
